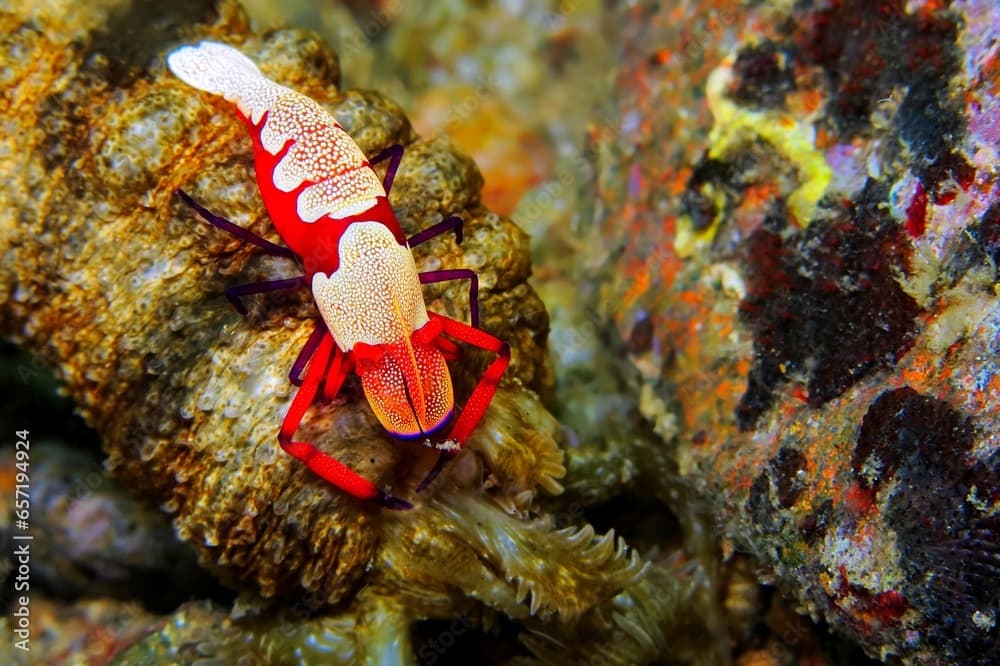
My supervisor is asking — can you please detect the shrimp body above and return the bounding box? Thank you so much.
[168,42,508,507]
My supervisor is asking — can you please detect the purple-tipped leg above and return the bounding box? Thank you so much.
[369,144,464,249]
[289,324,326,387]
[177,189,307,315]
[225,276,306,315]
[369,145,405,194]
[176,189,295,259]
[408,214,479,328]
[416,452,455,493]
[408,215,463,247]
[372,488,413,510]
[420,269,480,329]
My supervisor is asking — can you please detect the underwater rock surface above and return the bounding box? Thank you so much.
[0,0,692,663]
[0,443,209,601]
[584,0,1000,663]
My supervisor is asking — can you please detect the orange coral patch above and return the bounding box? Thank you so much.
[621,261,651,309]
[668,166,691,196]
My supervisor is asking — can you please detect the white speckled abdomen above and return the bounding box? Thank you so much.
[311,222,429,351]
[167,40,384,224]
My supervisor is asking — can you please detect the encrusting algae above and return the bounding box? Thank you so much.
[579,0,1000,663]
[0,0,710,662]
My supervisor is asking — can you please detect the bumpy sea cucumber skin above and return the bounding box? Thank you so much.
[0,3,549,614]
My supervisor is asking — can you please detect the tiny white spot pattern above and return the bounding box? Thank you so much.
[167,41,384,223]
[311,223,427,350]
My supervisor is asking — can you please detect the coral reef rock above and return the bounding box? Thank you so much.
[581,0,1000,663]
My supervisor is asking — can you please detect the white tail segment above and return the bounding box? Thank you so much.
[167,40,384,222]
[167,41,280,125]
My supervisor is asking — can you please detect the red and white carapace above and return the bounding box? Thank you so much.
[167,41,508,509]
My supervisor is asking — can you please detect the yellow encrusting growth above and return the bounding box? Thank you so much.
[167,40,384,223]
[674,57,832,257]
